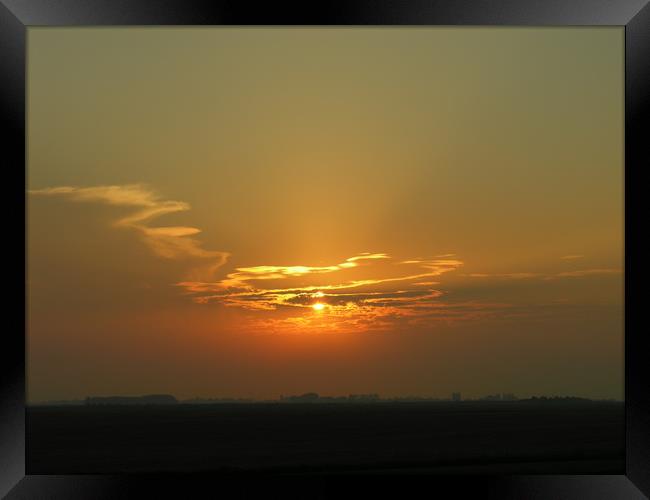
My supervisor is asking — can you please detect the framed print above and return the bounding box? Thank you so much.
[1,0,649,498]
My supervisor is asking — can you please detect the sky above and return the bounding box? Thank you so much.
[27,27,624,402]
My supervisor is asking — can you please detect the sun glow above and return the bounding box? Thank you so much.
[312,303,326,311]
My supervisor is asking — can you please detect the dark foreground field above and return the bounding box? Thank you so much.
[28,401,624,474]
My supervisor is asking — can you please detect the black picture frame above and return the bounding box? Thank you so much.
[2,0,648,497]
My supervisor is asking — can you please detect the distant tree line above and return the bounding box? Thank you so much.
[85,394,178,406]
[29,393,616,407]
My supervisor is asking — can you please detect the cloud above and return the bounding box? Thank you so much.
[30,184,622,336]
[247,299,516,335]
[464,268,622,281]
[30,184,229,274]
[176,253,469,332]
[545,268,622,280]
[346,253,390,262]
[464,273,539,279]
[178,255,463,299]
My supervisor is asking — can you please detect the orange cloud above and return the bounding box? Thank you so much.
[177,254,467,333]
[465,273,539,279]
[29,184,229,274]
[31,185,620,335]
[464,268,622,281]
[546,268,622,279]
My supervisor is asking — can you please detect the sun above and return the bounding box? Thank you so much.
[312,303,326,311]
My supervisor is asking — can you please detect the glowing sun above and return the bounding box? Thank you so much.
[312,303,326,311]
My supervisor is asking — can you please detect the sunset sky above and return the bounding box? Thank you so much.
[27,27,623,402]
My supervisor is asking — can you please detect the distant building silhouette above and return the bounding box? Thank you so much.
[348,393,379,402]
[281,393,379,403]
[282,392,320,402]
[481,393,502,401]
[451,392,461,402]
[182,397,253,404]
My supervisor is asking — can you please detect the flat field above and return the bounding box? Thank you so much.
[27,401,624,474]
